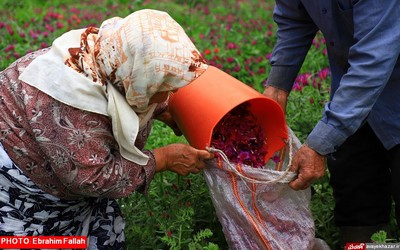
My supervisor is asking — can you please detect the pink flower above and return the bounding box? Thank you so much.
[43,15,50,23]
[227,57,235,63]
[292,82,303,91]
[56,22,64,29]
[318,68,330,80]
[227,42,237,49]
[203,6,210,15]
[312,38,320,49]
[29,30,38,39]
[70,7,80,15]
[45,24,54,32]
[6,24,14,36]
[4,45,15,52]
[238,151,250,161]
[271,155,280,164]
[297,73,311,85]
[258,67,266,74]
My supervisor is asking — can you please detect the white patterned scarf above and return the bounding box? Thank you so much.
[19,9,208,165]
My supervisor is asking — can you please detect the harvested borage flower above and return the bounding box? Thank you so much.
[210,103,268,168]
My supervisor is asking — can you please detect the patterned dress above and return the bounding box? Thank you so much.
[0,49,162,249]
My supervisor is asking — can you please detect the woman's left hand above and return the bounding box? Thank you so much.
[154,109,182,136]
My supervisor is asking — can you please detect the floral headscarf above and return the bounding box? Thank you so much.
[66,9,208,114]
[19,9,208,165]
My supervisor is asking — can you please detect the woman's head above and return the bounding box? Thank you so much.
[66,9,208,113]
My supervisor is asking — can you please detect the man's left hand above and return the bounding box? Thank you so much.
[289,144,326,190]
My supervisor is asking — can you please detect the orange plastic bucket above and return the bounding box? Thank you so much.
[169,66,288,162]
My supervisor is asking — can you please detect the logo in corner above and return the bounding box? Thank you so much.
[346,243,366,250]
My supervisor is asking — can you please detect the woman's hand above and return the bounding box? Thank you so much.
[154,109,182,136]
[154,144,214,175]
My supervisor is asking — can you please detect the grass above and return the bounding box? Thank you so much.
[0,0,349,249]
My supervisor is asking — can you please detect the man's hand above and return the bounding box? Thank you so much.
[263,85,289,112]
[289,144,326,190]
[264,85,325,190]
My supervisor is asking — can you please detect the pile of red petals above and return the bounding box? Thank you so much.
[210,103,268,168]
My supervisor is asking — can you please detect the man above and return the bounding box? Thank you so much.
[263,0,400,246]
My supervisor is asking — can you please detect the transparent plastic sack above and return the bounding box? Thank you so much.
[204,128,330,250]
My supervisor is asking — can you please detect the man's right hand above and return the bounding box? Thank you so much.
[263,85,289,113]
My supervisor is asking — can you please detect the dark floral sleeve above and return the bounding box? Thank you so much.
[0,49,156,200]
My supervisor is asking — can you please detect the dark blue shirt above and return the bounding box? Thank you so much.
[266,0,400,155]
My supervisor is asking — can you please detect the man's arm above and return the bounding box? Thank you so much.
[265,0,319,93]
[306,0,400,155]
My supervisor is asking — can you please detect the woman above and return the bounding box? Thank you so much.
[0,9,213,249]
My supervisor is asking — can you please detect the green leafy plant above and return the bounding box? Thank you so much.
[371,230,388,243]
[311,174,340,248]
[371,230,387,243]
[371,227,399,244]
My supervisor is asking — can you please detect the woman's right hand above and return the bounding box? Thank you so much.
[154,144,214,175]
